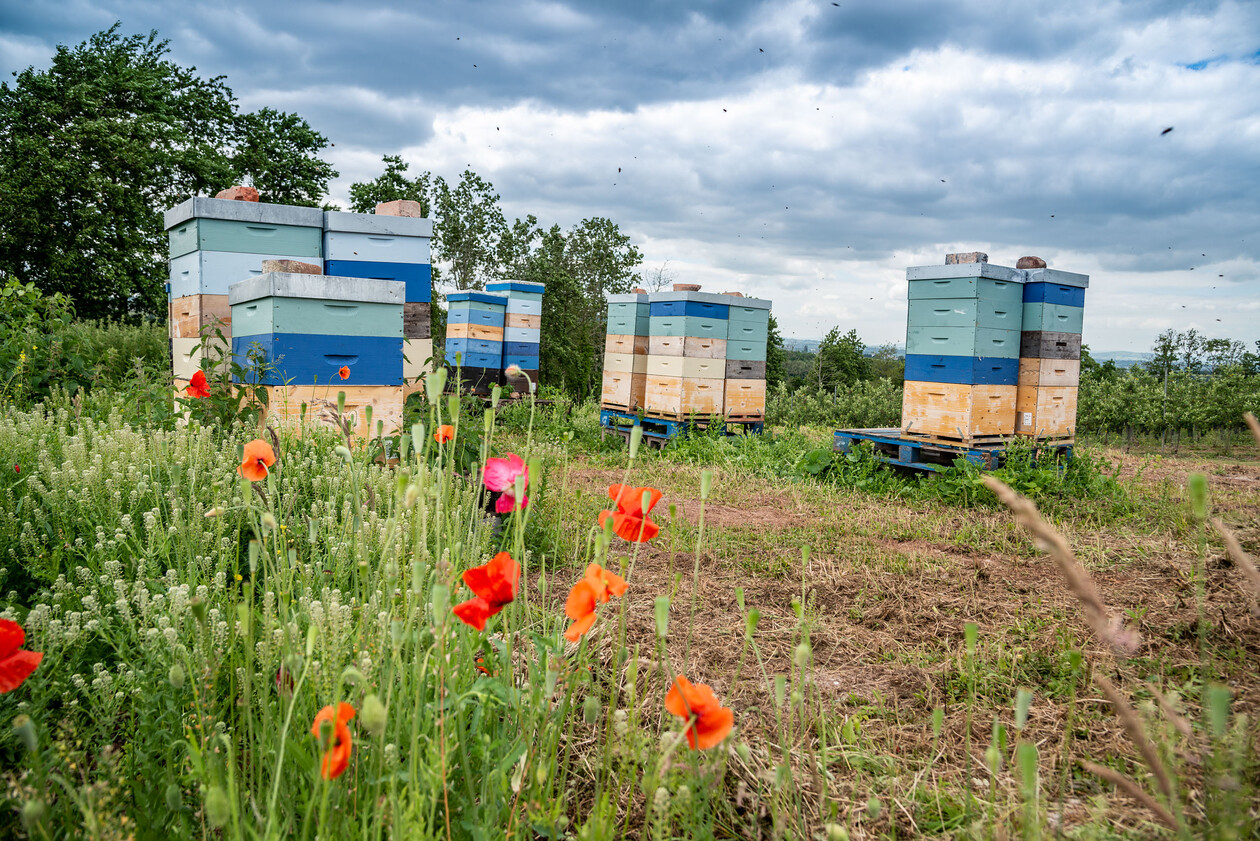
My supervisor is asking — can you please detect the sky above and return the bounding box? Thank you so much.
[3,0,1259,351]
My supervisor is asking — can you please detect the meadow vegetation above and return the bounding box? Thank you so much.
[1,317,1258,840]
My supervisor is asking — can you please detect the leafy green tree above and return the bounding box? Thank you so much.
[765,313,786,387]
[433,170,508,290]
[348,154,433,215]
[866,342,904,383]
[811,327,869,390]
[0,24,337,318]
[496,215,541,280]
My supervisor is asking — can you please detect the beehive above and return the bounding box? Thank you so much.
[901,261,1023,441]
[1015,268,1088,438]
[228,272,405,386]
[445,291,508,394]
[601,293,651,411]
[487,280,545,393]
[164,197,323,378]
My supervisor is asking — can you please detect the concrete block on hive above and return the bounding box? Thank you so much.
[169,294,231,339]
[261,259,321,274]
[900,381,1017,440]
[216,185,259,202]
[1015,385,1077,439]
[265,384,404,439]
[375,200,426,218]
[946,252,988,264]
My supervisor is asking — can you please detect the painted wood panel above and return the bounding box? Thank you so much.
[445,337,503,358]
[601,371,647,410]
[726,339,769,361]
[724,379,766,417]
[447,305,506,327]
[506,312,541,330]
[903,354,1019,385]
[1019,331,1082,360]
[900,381,1017,439]
[169,294,230,339]
[725,359,766,380]
[168,219,321,259]
[503,354,539,369]
[647,336,684,357]
[168,249,315,298]
[404,302,431,339]
[906,277,1023,304]
[265,384,405,439]
[727,306,771,328]
[232,334,403,385]
[323,260,432,303]
[447,352,502,369]
[905,326,1020,359]
[1015,385,1078,438]
[647,316,728,339]
[403,339,432,379]
[683,337,726,358]
[1021,302,1084,334]
[726,321,769,343]
[649,300,730,319]
[504,327,541,344]
[606,334,650,355]
[446,322,504,342]
[907,298,1022,330]
[604,352,650,374]
[607,302,651,319]
[171,336,228,380]
[644,375,724,416]
[1022,282,1086,307]
[454,367,501,394]
[231,298,402,339]
[645,356,726,379]
[607,314,651,335]
[322,231,430,263]
[1017,358,1080,388]
[503,341,540,356]
[505,298,543,315]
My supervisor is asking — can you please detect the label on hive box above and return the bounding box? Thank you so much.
[1023,412,1032,427]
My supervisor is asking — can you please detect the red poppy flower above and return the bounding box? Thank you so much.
[563,564,628,642]
[434,424,455,443]
[665,674,734,750]
[338,365,350,380]
[598,484,662,542]
[452,552,520,631]
[0,619,43,693]
[186,369,210,399]
[311,702,355,779]
[238,439,276,482]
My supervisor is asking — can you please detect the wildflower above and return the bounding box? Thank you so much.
[452,552,520,631]
[12,464,17,474]
[186,370,210,399]
[505,363,523,378]
[338,365,350,380]
[563,563,629,642]
[311,702,355,780]
[598,484,662,542]
[0,619,43,693]
[434,424,455,443]
[665,674,734,749]
[483,453,529,513]
[238,440,276,482]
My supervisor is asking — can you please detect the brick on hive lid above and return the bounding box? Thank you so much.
[673,283,702,291]
[1016,256,1048,269]
[945,252,988,264]
[631,287,646,294]
[216,185,259,202]
[261,259,322,275]
[723,291,745,297]
[376,200,426,218]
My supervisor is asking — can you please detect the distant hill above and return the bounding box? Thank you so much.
[783,338,821,353]
[1093,351,1153,368]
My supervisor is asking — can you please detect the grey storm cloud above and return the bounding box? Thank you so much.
[3,0,1259,347]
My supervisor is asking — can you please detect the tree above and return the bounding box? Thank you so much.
[765,313,786,388]
[348,155,433,215]
[0,24,338,319]
[866,343,904,383]
[433,170,508,290]
[811,327,869,390]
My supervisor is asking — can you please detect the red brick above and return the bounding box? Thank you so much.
[375,200,425,218]
[216,185,260,202]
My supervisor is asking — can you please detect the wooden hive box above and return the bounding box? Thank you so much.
[901,381,1017,441]
[169,294,231,339]
[1015,386,1078,439]
[265,384,405,439]
[644,374,724,418]
[1017,358,1080,388]
[601,370,647,412]
[321,210,433,303]
[724,379,766,419]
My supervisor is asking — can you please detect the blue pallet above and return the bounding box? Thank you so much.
[599,409,763,446]
[503,341,540,356]
[1023,282,1085,307]
[503,354,540,369]
[649,300,730,319]
[832,428,1072,473]
[232,334,401,385]
[323,260,432,302]
[904,354,1019,385]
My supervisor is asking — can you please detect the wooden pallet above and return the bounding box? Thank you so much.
[900,429,1010,448]
[833,428,1072,473]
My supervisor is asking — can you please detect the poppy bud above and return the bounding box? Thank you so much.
[653,596,670,638]
[261,513,277,532]
[204,786,231,828]
[793,641,811,669]
[335,446,352,462]
[12,715,37,753]
[865,797,881,820]
[169,664,185,689]
[361,693,387,737]
[825,823,850,841]
[700,469,712,500]
[736,741,752,763]
[165,783,182,811]
[582,694,601,724]
[20,800,45,832]
[190,597,208,626]
[405,483,420,508]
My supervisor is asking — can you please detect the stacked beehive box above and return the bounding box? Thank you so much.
[487,280,545,393]
[229,272,405,436]
[724,297,772,420]
[646,291,729,418]
[1016,267,1088,438]
[901,259,1023,441]
[445,291,508,394]
[321,202,433,394]
[601,292,651,411]
[164,196,323,390]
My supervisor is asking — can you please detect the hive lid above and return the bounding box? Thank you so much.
[164,197,323,230]
[447,291,509,306]
[487,280,546,293]
[228,273,405,305]
[606,293,650,304]
[905,262,1023,282]
[321,211,433,237]
[1022,268,1090,288]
